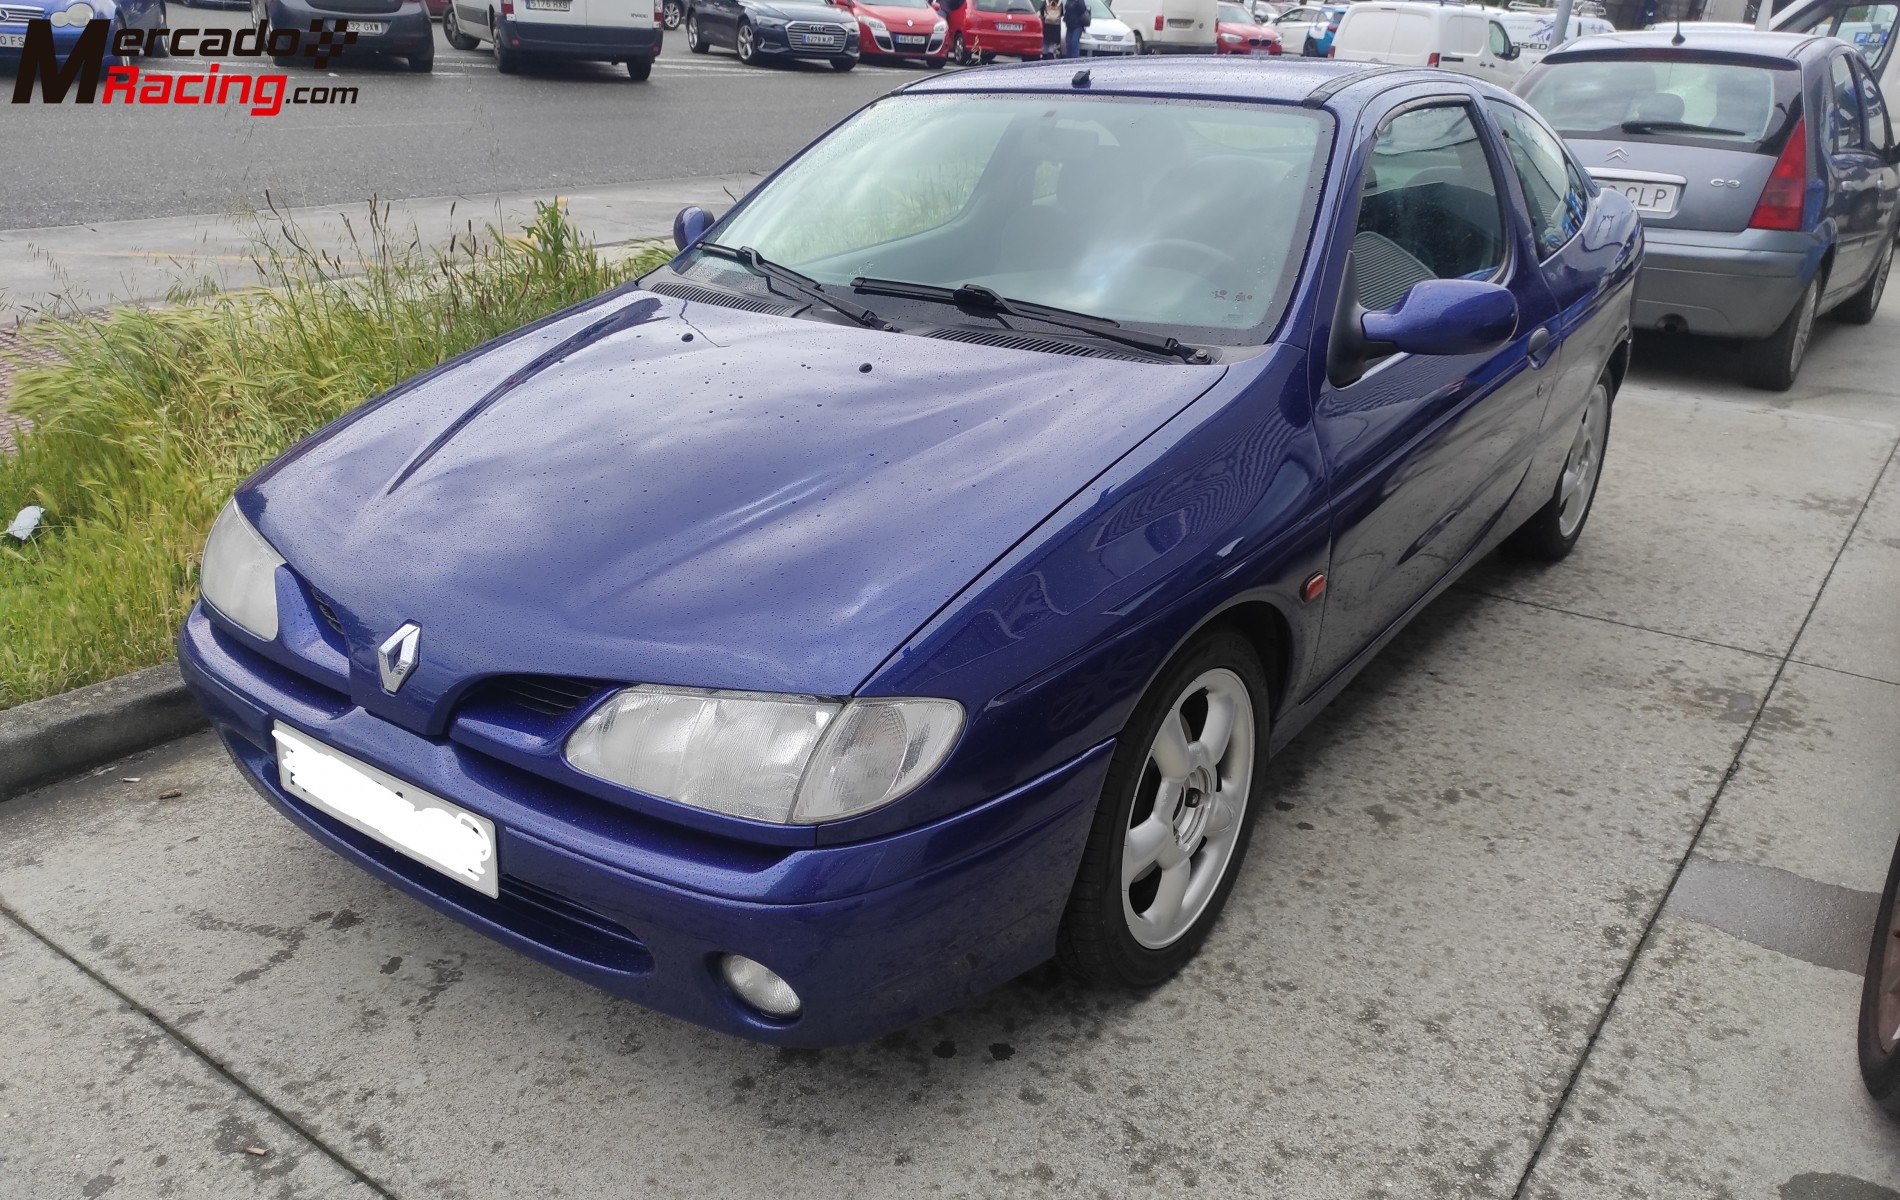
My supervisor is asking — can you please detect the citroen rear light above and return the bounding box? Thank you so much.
[1750,116,1809,231]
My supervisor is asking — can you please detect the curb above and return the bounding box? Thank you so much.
[0,662,207,802]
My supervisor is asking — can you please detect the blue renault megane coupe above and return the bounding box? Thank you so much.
[180,58,1641,1045]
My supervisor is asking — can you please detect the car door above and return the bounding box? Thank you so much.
[1275,6,1315,49]
[1827,50,1886,297]
[1486,19,1525,86]
[1308,94,1561,685]
[1853,54,1900,243]
[1780,1,1900,87]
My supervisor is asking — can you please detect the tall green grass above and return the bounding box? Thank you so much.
[0,202,669,709]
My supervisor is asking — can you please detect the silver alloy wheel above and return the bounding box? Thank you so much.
[687,13,701,47]
[663,0,682,27]
[1556,380,1609,539]
[1873,245,1893,313]
[1121,667,1255,950]
[1880,895,1900,1054]
[737,20,755,61]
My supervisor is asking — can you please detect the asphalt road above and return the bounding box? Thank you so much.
[0,7,929,229]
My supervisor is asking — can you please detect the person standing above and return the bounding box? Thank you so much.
[1062,0,1089,55]
[1042,0,1063,57]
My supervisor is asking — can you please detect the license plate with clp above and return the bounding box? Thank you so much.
[273,723,499,898]
[1598,179,1681,215]
[346,19,387,32]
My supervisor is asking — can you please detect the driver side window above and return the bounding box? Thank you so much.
[1488,20,1511,58]
[1353,104,1508,311]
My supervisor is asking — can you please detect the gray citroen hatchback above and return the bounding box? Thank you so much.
[1519,29,1900,389]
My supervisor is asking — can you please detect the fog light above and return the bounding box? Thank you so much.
[720,954,801,1018]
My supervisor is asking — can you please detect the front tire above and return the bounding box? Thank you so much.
[1504,372,1612,562]
[830,54,855,70]
[1859,835,1900,1115]
[735,18,759,63]
[662,0,682,27]
[444,4,480,49]
[1746,272,1821,392]
[686,9,709,51]
[1057,628,1268,988]
[1837,239,1892,326]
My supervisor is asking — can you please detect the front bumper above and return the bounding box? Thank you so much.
[1633,227,1823,339]
[179,602,1108,1045]
[862,26,945,57]
[498,15,661,58]
[750,22,858,58]
[266,0,436,55]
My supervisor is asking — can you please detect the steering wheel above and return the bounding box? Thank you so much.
[1123,238,1239,277]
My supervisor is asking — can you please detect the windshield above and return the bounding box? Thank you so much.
[868,0,936,8]
[1522,57,1789,145]
[1088,0,1113,17]
[680,94,1332,343]
[1218,4,1252,22]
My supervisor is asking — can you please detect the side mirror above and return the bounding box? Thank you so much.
[672,205,715,253]
[1363,279,1519,357]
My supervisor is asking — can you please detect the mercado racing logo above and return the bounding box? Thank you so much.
[11,6,364,115]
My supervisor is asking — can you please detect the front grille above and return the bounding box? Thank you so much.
[646,280,801,316]
[0,4,42,22]
[311,593,347,639]
[479,674,609,717]
[498,878,653,973]
[787,20,847,48]
[303,0,405,12]
[922,326,1158,361]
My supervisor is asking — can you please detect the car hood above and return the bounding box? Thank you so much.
[245,290,1225,714]
[752,0,851,19]
[856,3,941,22]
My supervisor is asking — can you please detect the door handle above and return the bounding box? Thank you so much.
[1527,326,1553,365]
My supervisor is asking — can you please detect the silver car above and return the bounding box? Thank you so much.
[1518,29,1900,389]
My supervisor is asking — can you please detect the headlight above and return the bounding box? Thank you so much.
[866,15,888,33]
[932,18,945,31]
[565,686,963,824]
[750,11,787,25]
[200,497,284,640]
[1220,30,1241,41]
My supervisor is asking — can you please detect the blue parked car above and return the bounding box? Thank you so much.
[0,0,165,66]
[181,58,1641,1045]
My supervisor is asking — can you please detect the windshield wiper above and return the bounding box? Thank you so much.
[697,243,894,331]
[849,277,1208,363]
[1619,119,1747,136]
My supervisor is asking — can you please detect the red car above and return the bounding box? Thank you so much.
[945,0,1044,64]
[1216,1,1280,53]
[832,0,949,63]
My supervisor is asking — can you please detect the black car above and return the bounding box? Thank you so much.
[685,0,860,68]
[252,0,435,71]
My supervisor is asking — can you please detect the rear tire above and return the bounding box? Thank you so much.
[444,5,479,49]
[492,12,521,71]
[1860,835,1900,1115]
[1056,628,1269,988]
[1746,272,1821,392]
[978,49,995,62]
[1505,372,1613,562]
[951,31,971,63]
[627,54,652,79]
[407,44,434,70]
[1837,240,1892,326]
[662,0,682,27]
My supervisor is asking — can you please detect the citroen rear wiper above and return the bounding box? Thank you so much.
[849,277,1209,364]
[697,243,894,331]
[1619,120,1747,136]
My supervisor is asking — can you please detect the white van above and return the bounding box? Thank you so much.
[443,0,663,79]
[1489,7,1614,64]
[1108,0,1218,53]
[1331,2,1525,86]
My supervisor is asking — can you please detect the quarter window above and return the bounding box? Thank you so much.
[1832,53,1870,153]
[1489,101,1589,258]
[1352,105,1508,311]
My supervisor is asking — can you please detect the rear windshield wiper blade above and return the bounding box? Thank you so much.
[1619,120,1748,136]
[850,277,1208,363]
[697,243,894,331]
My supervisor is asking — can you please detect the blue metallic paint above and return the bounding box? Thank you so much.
[182,59,1641,1043]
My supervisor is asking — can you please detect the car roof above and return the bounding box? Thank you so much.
[1545,28,1830,62]
[901,56,1446,106]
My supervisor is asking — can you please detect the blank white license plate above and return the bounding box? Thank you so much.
[273,723,498,898]
[0,32,24,47]
[1612,181,1680,215]
[346,19,387,32]
[996,20,1023,29]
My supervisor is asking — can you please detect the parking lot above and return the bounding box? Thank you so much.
[5,22,1900,1200]
[4,309,1899,1197]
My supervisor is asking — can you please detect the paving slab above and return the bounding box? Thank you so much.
[1520,915,1900,1200]
[0,915,375,1200]
[1464,392,1895,658]
[1698,662,1900,895]
[0,578,1775,1199]
[1794,455,1900,688]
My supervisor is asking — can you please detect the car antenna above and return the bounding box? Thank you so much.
[1072,67,1091,87]
[1671,14,1685,44]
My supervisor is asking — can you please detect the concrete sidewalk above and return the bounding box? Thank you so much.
[3,322,1898,1197]
[0,173,756,324]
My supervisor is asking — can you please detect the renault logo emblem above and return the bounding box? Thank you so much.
[377,623,421,694]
